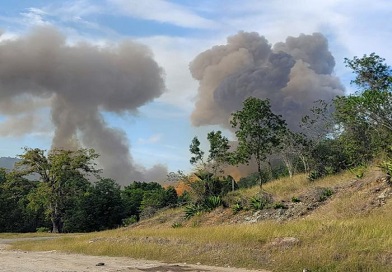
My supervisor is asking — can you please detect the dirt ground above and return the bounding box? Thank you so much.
[0,238,269,272]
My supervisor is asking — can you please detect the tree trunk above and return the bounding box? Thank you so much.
[51,204,63,233]
[282,154,293,178]
[257,161,263,190]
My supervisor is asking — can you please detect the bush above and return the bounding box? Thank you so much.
[291,196,301,203]
[171,222,182,228]
[36,227,50,233]
[122,215,138,226]
[273,202,288,209]
[204,196,222,211]
[232,203,243,214]
[250,192,273,210]
[184,204,204,219]
[319,188,334,201]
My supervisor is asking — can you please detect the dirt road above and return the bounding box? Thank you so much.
[0,238,269,272]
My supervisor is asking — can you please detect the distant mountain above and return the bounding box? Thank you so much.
[0,157,19,170]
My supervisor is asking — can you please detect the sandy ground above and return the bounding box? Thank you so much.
[0,238,270,272]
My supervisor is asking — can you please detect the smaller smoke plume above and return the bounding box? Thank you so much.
[0,26,167,184]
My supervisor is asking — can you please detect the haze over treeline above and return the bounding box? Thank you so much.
[0,27,344,183]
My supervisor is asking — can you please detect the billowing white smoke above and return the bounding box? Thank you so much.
[0,26,167,185]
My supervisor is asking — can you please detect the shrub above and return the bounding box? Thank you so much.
[250,192,273,210]
[273,202,288,209]
[36,227,50,233]
[232,203,243,214]
[171,222,182,228]
[319,188,334,201]
[204,196,222,211]
[291,196,301,203]
[184,204,204,219]
[122,215,138,226]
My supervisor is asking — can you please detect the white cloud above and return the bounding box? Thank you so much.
[108,0,217,29]
[137,133,163,144]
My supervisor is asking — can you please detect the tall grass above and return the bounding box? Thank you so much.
[10,168,392,271]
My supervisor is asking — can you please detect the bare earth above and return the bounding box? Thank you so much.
[0,238,269,272]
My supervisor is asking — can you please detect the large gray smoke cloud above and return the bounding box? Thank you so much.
[0,26,167,184]
[190,31,344,130]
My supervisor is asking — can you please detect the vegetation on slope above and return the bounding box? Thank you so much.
[11,166,392,271]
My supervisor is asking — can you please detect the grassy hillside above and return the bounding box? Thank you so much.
[11,166,392,271]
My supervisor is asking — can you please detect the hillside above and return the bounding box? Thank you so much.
[133,167,390,228]
[0,157,18,170]
[11,166,392,271]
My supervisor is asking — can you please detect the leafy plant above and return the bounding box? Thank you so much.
[319,188,334,201]
[184,204,204,219]
[171,222,183,228]
[36,227,50,233]
[204,196,222,211]
[232,203,243,214]
[291,196,301,203]
[122,215,138,226]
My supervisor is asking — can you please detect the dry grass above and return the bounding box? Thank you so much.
[10,167,392,271]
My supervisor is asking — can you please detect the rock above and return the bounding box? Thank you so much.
[96,262,105,266]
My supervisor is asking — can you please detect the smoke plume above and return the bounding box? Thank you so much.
[190,31,344,131]
[0,26,166,184]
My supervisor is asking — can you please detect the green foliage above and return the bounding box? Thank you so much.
[273,202,288,209]
[122,181,164,220]
[249,193,273,211]
[291,196,301,203]
[36,227,50,233]
[171,222,183,228]
[189,137,204,166]
[319,188,334,202]
[230,97,287,188]
[0,170,47,232]
[232,203,243,214]
[64,178,124,232]
[204,196,222,211]
[122,215,138,226]
[184,203,204,219]
[15,148,100,233]
[207,131,231,175]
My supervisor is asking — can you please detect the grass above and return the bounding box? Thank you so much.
[8,167,392,271]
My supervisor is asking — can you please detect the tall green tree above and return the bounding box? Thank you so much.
[340,53,392,132]
[0,169,45,232]
[189,131,231,175]
[16,148,100,233]
[334,53,392,167]
[230,97,286,188]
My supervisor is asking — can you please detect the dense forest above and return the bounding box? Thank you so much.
[0,53,391,233]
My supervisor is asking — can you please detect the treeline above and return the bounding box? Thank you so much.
[0,165,181,233]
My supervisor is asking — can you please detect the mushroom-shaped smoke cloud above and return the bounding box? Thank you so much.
[0,26,166,185]
[190,31,344,131]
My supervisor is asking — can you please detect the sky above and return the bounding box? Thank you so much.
[0,0,391,184]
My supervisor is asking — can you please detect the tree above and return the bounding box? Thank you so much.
[333,54,392,167]
[230,97,286,188]
[70,178,124,232]
[207,131,231,176]
[0,169,45,232]
[16,148,100,233]
[341,53,392,132]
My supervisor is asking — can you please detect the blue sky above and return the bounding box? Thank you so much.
[0,0,391,177]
